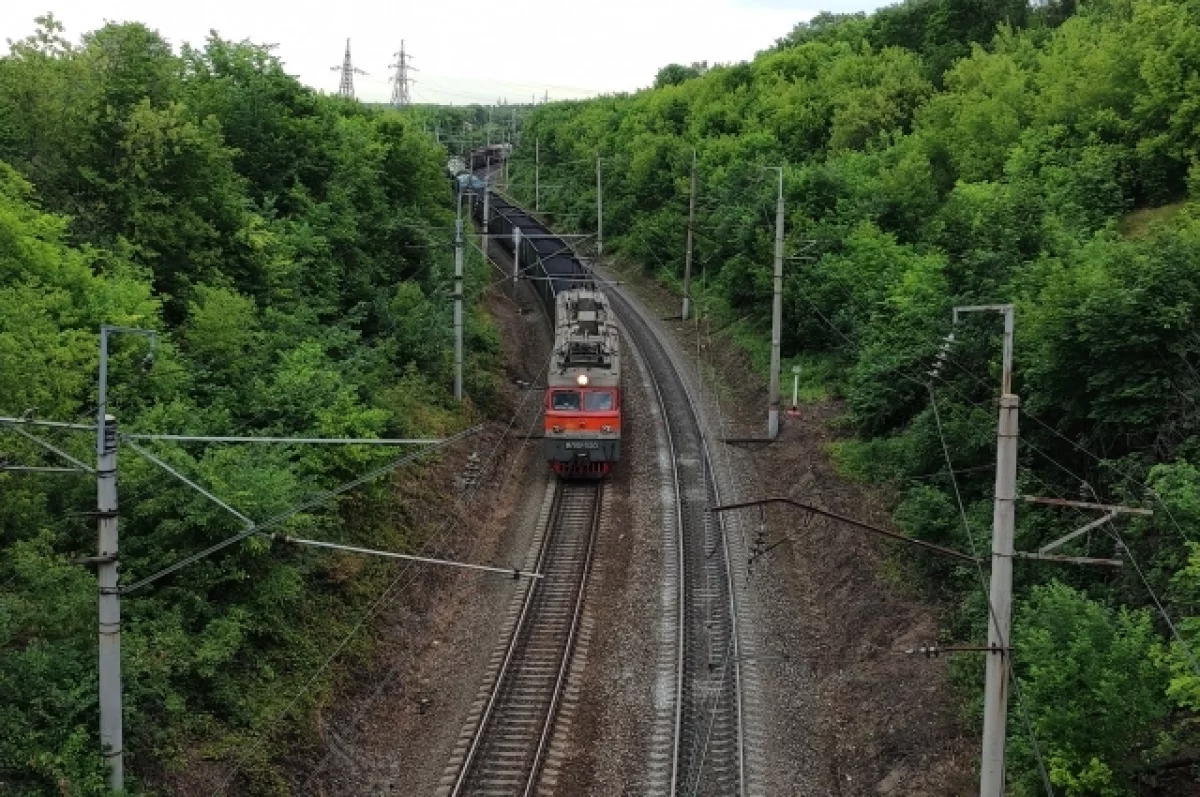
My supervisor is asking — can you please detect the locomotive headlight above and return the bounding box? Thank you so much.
[601,425,613,433]
[576,374,589,386]
[551,425,564,433]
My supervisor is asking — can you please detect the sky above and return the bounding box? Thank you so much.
[3,0,889,105]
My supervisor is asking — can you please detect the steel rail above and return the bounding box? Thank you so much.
[524,482,601,796]
[687,349,746,797]
[451,485,562,794]
[469,185,744,793]
[638,314,689,795]
[449,481,601,795]
[604,282,745,796]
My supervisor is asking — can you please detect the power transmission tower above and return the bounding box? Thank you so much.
[331,38,366,99]
[389,40,416,107]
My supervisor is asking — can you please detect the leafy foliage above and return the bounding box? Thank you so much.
[511,0,1200,790]
[0,16,497,795]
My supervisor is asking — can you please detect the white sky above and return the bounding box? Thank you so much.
[3,1,888,104]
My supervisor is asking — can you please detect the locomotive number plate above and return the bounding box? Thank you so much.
[564,441,600,450]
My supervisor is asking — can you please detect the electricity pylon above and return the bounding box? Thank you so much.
[389,40,416,107]
[331,38,366,98]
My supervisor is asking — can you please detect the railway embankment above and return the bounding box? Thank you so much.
[599,259,976,796]
[289,209,971,795]
[287,280,556,794]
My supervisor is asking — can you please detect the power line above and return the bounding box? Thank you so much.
[928,332,1196,545]
[787,284,1195,557]
[282,353,555,794]
[784,291,1059,791]
[1018,464,1200,681]
[216,227,553,790]
[120,427,481,595]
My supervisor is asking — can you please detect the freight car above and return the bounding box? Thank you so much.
[469,189,593,311]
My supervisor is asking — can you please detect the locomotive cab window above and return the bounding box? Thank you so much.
[585,390,615,411]
[551,390,582,411]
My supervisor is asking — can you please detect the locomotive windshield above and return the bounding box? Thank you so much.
[585,391,614,411]
[551,390,581,411]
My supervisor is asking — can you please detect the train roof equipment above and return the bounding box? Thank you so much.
[549,289,619,389]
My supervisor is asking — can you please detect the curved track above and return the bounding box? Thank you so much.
[448,481,601,796]
[607,287,745,796]
[457,178,744,794]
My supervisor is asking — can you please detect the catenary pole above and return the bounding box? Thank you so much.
[454,193,465,402]
[95,331,122,790]
[767,167,784,439]
[95,325,155,791]
[513,226,521,297]
[949,304,1016,797]
[981,388,1018,797]
[482,157,491,257]
[977,305,1016,797]
[535,137,540,213]
[596,151,603,257]
[97,408,122,791]
[682,148,697,321]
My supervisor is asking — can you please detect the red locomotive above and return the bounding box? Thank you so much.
[542,289,621,478]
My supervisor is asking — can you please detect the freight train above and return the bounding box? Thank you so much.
[469,185,621,478]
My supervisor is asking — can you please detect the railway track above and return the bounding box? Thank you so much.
[446,481,601,796]
[453,179,744,793]
[607,287,745,796]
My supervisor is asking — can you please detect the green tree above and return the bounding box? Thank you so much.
[1011,582,1170,796]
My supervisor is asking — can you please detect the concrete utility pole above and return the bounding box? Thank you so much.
[767,167,785,439]
[951,304,1015,797]
[596,152,603,258]
[682,149,697,321]
[97,412,121,790]
[62,329,469,788]
[95,325,156,792]
[482,160,491,257]
[512,226,521,297]
[930,304,1136,797]
[534,137,541,213]
[454,195,465,402]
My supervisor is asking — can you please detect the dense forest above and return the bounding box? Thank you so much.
[508,0,1200,793]
[0,15,500,795]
